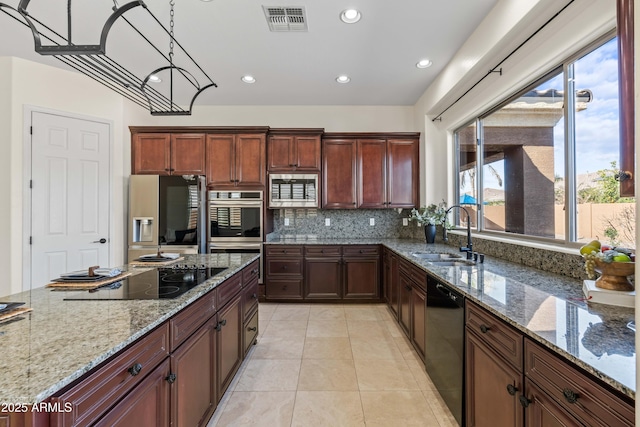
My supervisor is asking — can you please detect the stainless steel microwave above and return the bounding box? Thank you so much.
[268,173,319,208]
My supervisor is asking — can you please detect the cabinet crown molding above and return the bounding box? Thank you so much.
[322,132,420,140]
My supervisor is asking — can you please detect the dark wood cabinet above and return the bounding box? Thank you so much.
[265,245,304,300]
[410,284,426,359]
[242,260,260,356]
[131,133,206,175]
[322,139,357,208]
[322,133,419,209]
[95,358,171,427]
[524,379,580,427]
[170,317,217,427]
[216,293,243,400]
[387,251,399,319]
[343,246,380,300]
[206,133,266,189]
[304,246,342,299]
[398,268,413,336]
[267,129,322,172]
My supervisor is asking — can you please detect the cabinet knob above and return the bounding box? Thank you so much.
[562,388,579,404]
[405,285,412,291]
[506,384,518,396]
[248,326,257,332]
[128,363,143,377]
[165,373,177,384]
[518,395,531,408]
[215,319,227,331]
[320,249,324,253]
[252,268,259,274]
[479,324,490,334]
[282,265,288,270]
[252,293,258,299]
[282,285,288,290]
[359,249,363,253]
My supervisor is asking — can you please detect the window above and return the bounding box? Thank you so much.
[454,35,635,248]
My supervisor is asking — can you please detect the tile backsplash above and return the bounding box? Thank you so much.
[270,208,587,280]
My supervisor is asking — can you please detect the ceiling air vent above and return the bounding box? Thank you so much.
[262,6,308,32]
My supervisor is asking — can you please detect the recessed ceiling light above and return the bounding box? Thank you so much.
[200,0,214,2]
[416,59,433,69]
[148,74,161,83]
[340,9,361,24]
[241,75,256,84]
[336,75,351,84]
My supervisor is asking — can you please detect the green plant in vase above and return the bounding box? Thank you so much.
[409,200,449,243]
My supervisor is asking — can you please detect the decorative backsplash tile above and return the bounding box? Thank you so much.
[270,208,587,279]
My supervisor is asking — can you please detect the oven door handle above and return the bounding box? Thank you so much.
[209,243,262,250]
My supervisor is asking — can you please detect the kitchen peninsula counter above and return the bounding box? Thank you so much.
[265,237,636,400]
[0,253,259,404]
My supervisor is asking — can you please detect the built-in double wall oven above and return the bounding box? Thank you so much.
[208,190,263,282]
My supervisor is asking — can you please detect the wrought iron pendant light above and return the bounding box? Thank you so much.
[0,0,217,115]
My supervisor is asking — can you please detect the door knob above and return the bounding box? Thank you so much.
[92,238,107,244]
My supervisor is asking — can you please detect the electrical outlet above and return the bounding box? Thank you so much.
[284,218,290,226]
[325,218,331,226]
[369,218,375,226]
[403,218,408,226]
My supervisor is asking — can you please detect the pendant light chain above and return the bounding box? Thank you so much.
[169,0,175,65]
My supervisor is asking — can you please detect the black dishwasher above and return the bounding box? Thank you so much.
[425,274,465,426]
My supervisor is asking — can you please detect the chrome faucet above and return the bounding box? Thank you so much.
[443,205,474,258]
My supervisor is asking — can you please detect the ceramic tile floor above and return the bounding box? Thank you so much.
[207,303,458,427]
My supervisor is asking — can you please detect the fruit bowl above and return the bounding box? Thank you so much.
[593,258,635,291]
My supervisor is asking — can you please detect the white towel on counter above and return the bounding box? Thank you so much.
[93,268,122,277]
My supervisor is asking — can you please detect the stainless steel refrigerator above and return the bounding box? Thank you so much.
[128,175,207,261]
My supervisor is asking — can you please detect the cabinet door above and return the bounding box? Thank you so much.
[171,134,206,175]
[387,139,418,208]
[294,136,321,171]
[465,330,524,427]
[304,257,342,299]
[235,134,266,187]
[216,294,243,399]
[206,134,236,187]
[411,286,426,359]
[389,253,399,318]
[267,136,294,171]
[357,139,387,208]
[398,270,412,335]
[524,379,581,427]
[170,317,217,427]
[94,359,171,427]
[322,139,357,209]
[132,133,171,175]
[343,257,380,299]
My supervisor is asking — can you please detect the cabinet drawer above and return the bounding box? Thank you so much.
[465,301,523,370]
[266,279,303,300]
[216,273,242,309]
[265,245,303,256]
[525,339,634,426]
[243,309,259,356]
[305,245,341,256]
[242,277,259,321]
[51,323,170,427]
[343,245,380,257]
[170,289,216,351]
[266,259,303,276]
[242,260,260,285]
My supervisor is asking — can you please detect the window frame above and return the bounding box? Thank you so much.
[452,31,622,248]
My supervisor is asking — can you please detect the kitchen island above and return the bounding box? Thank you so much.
[265,237,635,405]
[0,253,259,425]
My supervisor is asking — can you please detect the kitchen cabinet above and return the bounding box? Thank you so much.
[216,293,243,400]
[267,129,323,172]
[304,246,342,299]
[396,257,426,358]
[343,245,381,300]
[206,133,266,189]
[131,133,206,175]
[264,245,304,300]
[385,250,400,319]
[242,260,260,356]
[322,139,358,208]
[322,133,419,209]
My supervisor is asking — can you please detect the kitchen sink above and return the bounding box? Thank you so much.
[411,252,463,260]
[428,259,476,267]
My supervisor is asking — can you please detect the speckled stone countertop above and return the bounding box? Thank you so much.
[266,237,636,400]
[0,253,259,404]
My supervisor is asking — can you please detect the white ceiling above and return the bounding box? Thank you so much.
[0,0,498,107]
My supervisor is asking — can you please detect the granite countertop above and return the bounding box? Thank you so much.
[0,253,259,404]
[266,237,636,400]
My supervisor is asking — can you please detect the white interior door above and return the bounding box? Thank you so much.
[30,111,110,288]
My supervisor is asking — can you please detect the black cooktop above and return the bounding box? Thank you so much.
[64,267,228,301]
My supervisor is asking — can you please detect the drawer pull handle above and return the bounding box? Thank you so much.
[562,388,579,404]
[165,373,177,384]
[359,249,363,253]
[128,363,143,377]
[518,395,531,408]
[479,324,490,334]
[252,293,258,299]
[215,319,227,331]
[506,384,518,396]
[248,326,257,332]
[282,265,288,270]
[405,285,412,291]
[252,268,259,274]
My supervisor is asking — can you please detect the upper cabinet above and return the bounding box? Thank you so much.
[322,133,419,209]
[131,132,206,175]
[267,129,323,172]
[206,132,267,189]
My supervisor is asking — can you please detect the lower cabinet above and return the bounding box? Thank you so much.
[94,359,171,427]
[49,261,259,427]
[397,258,426,358]
[465,300,635,427]
[265,244,381,302]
